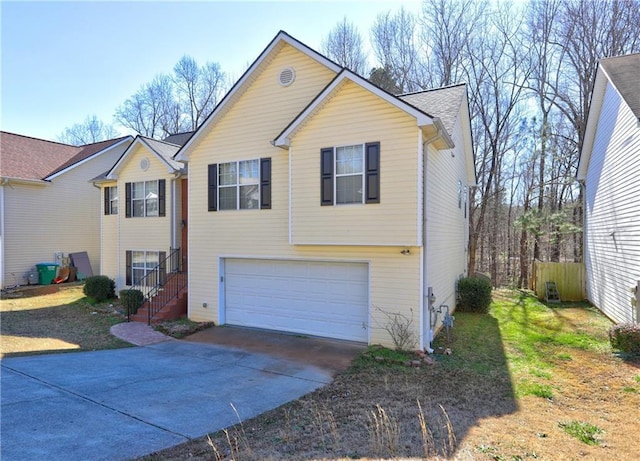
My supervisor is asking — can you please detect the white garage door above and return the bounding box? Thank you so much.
[224,259,368,342]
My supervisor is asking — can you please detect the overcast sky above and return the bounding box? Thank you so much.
[1,0,421,142]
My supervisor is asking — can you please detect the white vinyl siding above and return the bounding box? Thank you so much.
[2,142,129,287]
[583,81,640,323]
[422,106,472,346]
[224,259,368,342]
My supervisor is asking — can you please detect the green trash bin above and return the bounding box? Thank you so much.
[36,263,59,285]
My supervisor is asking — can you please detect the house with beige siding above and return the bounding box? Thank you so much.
[173,31,475,349]
[578,53,640,324]
[96,135,188,295]
[0,132,133,288]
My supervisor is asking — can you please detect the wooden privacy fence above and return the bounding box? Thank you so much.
[531,261,586,302]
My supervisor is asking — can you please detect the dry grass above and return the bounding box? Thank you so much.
[142,289,640,461]
[0,284,131,357]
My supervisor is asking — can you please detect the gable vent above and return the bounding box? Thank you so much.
[278,67,295,87]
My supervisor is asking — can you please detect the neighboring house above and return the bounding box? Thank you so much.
[95,135,187,291]
[173,31,475,349]
[578,53,640,324]
[0,132,133,288]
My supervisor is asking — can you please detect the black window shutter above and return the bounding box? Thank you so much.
[125,251,132,285]
[104,187,110,215]
[320,148,334,206]
[125,183,132,218]
[260,157,271,209]
[365,142,380,204]
[158,179,166,217]
[208,164,217,212]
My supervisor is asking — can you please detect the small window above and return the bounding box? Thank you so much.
[126,250,166,287]
[218,159,260,210]
[458,180,463,209]
[335,145,364,204]
[132,181,158,217]
[321,143,380,206]
[105,186,118,215]
[125,180,165,218]
[131,250,159,286]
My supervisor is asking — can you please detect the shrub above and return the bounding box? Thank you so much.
[609,323,640,355]
[83,275,115,302]
[456,276,492,313]
[119,289,144,316]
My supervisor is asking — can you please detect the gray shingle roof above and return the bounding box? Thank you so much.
[399,84,467,136]
[600,53,640,119]
[163,131,194,147]
[141,137,183,171]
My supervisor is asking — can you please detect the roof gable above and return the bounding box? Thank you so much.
[274,69,454,150]
[107,136,183,179]
[578,53,640,179]
[45,137,133,179]
[0,131,132,182]
[175,30,341,162]
[600,53,640,120]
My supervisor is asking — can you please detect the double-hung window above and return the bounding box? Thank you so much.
[335,145,364,204]
[125,180,166,217]
[125,250,166,287]
[104,186,118,215]
[207,158,271,211]
[219,159,260,210]
[321,142,380,206]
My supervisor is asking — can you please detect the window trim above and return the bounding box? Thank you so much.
[218,159,260,210]
[334,144,365,205]
[208,158,271,212]
[125,250,166,286]
[125,179,165,218]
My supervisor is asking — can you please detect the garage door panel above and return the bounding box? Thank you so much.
[224,259,368,342]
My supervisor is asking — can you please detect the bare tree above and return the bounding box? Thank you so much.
[322,17,368,75]
[370,7,423,93]
[419,0,488,88]
[174,56,226,130]
[466,1,533,281]
[58,115,118,145]
[115,56,227,139]
[116,74,177,138]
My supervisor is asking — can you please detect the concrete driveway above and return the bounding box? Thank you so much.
[1,339,336,461]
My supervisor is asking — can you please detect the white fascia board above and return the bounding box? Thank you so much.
[578,67,608,180]
[1,176,50,186]
[106,137,142,179]
[177,31,342,162]
[275,70,435,147]
[45,136,134,181]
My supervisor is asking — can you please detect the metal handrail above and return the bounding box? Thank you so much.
[126,247,187,324]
